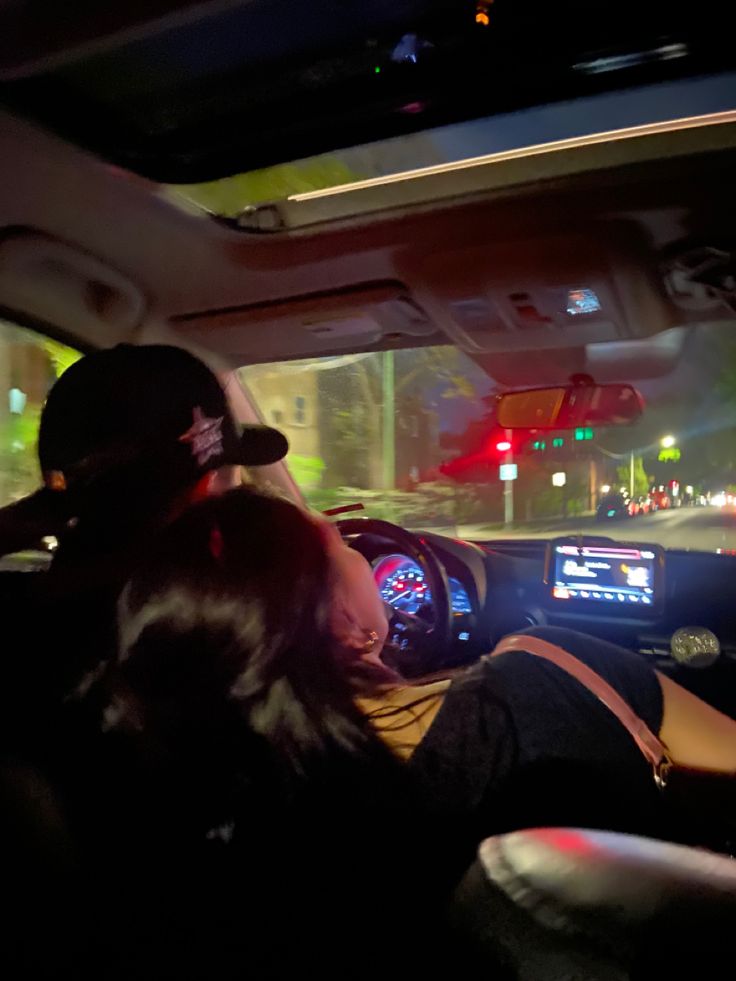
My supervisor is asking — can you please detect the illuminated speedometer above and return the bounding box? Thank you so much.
[373,554,472,615]
[374,555,430,614]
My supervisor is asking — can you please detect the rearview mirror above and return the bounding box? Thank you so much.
[497,382,643,430]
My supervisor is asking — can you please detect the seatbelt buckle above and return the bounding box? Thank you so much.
[654,753,673,791]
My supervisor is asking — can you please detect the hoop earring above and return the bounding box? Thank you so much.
[362,630,379,653]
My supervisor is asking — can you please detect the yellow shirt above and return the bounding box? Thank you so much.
[357,679,451,760]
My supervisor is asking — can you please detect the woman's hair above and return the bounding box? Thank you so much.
[111,487,398,792]
[100,489,449,969]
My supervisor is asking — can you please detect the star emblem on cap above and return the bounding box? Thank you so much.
[178,406,224,466]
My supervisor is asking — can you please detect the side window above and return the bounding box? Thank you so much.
[0,318,81,508]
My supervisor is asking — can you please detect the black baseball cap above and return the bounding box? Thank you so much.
[38,344,288,496]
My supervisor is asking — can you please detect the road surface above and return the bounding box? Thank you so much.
[454,506,736,552]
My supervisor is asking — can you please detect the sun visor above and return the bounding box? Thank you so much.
[405,223,678,354]
[0,230,146,344]
[479,327,689,387]
[171,282,439,362]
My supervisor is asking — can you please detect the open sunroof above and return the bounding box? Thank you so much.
[1,0,734,183]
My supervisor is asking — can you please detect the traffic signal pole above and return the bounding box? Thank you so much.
[504,431,514,528]
[382,351,395,490]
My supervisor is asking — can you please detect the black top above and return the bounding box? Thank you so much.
[410,626,667,871]
[0,570,451,980]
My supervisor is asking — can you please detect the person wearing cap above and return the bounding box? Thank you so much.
[0,343,387,706]
[0,346,390,976]
[36,344,287,588]
[0,343,287,551]
[0,348,274,736]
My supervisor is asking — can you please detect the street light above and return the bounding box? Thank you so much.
[660,435,676,449]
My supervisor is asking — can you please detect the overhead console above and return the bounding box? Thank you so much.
[545,538,665,617]
[408,222,685,355]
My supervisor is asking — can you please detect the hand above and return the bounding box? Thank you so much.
[0,488,72,558]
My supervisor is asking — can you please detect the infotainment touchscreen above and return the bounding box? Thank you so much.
[547,540,663,610]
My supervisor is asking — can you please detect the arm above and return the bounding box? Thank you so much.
[328,538,389,661]
[657,671,736,773]
[310,517,389,660]
[495,627,736,776]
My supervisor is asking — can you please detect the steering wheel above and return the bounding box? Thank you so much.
[335,517,453,677]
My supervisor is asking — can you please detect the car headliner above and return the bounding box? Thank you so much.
[0,3,734,384]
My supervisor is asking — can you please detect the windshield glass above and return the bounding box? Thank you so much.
[241,326,736,553]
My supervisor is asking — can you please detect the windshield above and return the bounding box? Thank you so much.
[241,326,736,553]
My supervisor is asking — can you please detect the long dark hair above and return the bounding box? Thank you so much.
[99,489,452,975]
[111,487,403,803]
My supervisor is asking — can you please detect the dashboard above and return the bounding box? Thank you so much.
[355,529,736,718]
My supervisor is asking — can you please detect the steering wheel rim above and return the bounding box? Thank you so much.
[335,516,453,674]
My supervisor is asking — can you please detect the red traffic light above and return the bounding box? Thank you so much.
[496,440,512,452]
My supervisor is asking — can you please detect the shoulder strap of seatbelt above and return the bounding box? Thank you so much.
[491,634,671,786]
